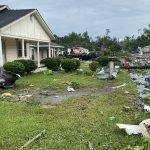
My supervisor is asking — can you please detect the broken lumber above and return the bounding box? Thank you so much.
[19,129,46,150]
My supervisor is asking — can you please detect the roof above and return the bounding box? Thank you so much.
[0,5,10,11]
[0,5,5,8]
[0,9,35,28]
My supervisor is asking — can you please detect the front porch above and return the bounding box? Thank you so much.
[0,35,56,67]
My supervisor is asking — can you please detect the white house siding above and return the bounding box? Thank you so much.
[1,14,50,42]
[5,38,17,62]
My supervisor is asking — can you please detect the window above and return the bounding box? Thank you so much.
[17,40,27,58]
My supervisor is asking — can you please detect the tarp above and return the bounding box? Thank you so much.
[145,76,150,83]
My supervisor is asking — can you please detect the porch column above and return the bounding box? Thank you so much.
[21,39,25,59]
[0,35,3,67]
[26,43,30,59]
[48,42,51,58]
[37,41,40,67]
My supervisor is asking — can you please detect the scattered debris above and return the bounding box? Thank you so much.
[117,119,150,138]
[2,92,13,97]
[29,84,34,87]
[0,70,20,89]
[124,91,129,94]
[19,129,46,150]
[43,69,53,75]
[144,105,150,113]
[67,86,75,92]
[25,95,32,98]
[112,83,127,89]
[145,76,150,83]
[87,141,94,150]
[117,124,141,135]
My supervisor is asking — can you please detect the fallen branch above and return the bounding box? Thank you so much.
[19,129,46,150]
[112,83,127,89]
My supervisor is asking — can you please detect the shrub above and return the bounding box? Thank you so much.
[61,58,77,72]
[41,58,60,71]
[96,56,109,66]
[74,59,81,70]
[16,59,37,74]
[3,61,25,75]
[89,61,100,72]
[83,70,93,76]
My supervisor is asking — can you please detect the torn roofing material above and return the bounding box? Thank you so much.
[117,119,150,138]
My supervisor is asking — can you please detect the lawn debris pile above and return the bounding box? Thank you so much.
[117,119,150,138]
[0,69,20,89]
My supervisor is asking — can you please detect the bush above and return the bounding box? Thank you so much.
[3,61,25,75]
[41,58,60,71]
[83,70,93,76]
[96,56,109,66]
[61,59,77,72]
[16,59,37,74]
[74,59,81,70]
[89,61,100,72]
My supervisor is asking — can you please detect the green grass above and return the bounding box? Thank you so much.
[0,65,149,149]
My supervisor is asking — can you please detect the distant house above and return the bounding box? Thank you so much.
[0,5,58,67]
[143,45,150,53]
[67,47,89,55]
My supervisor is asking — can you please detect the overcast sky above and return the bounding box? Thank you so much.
[1,0,150,39]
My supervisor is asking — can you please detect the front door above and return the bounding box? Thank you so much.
[2,40,6,64]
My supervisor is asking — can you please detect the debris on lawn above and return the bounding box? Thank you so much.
[2,92,13,97]
[67,86,75,92]
[43,69,53,75]
[0,70,20,89]
[124,91,129,94]
[29,84,34,87]
[117,119,150,138]
[19,129,46,150]
[97,63,120,80]
[108,116,116,124]
[112,83,127,89]
[144,104,150,113]
[87,141,94,150]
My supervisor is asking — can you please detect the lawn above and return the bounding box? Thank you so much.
[0,65,149,149]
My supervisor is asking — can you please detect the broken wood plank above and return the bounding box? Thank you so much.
[19,129,46,150]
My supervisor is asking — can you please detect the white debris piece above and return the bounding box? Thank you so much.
[97,68,105,75]
[67,86,75,92]
[139,119,150,138]
[116,124,141,135]
[112,83,127,89]
[117,119,150,138]
[144,105,150,113]
[88,141,94,150]
[124,91,129,94]
[144,88,150,92]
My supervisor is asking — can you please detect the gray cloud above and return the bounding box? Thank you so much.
[1,0,150,39]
